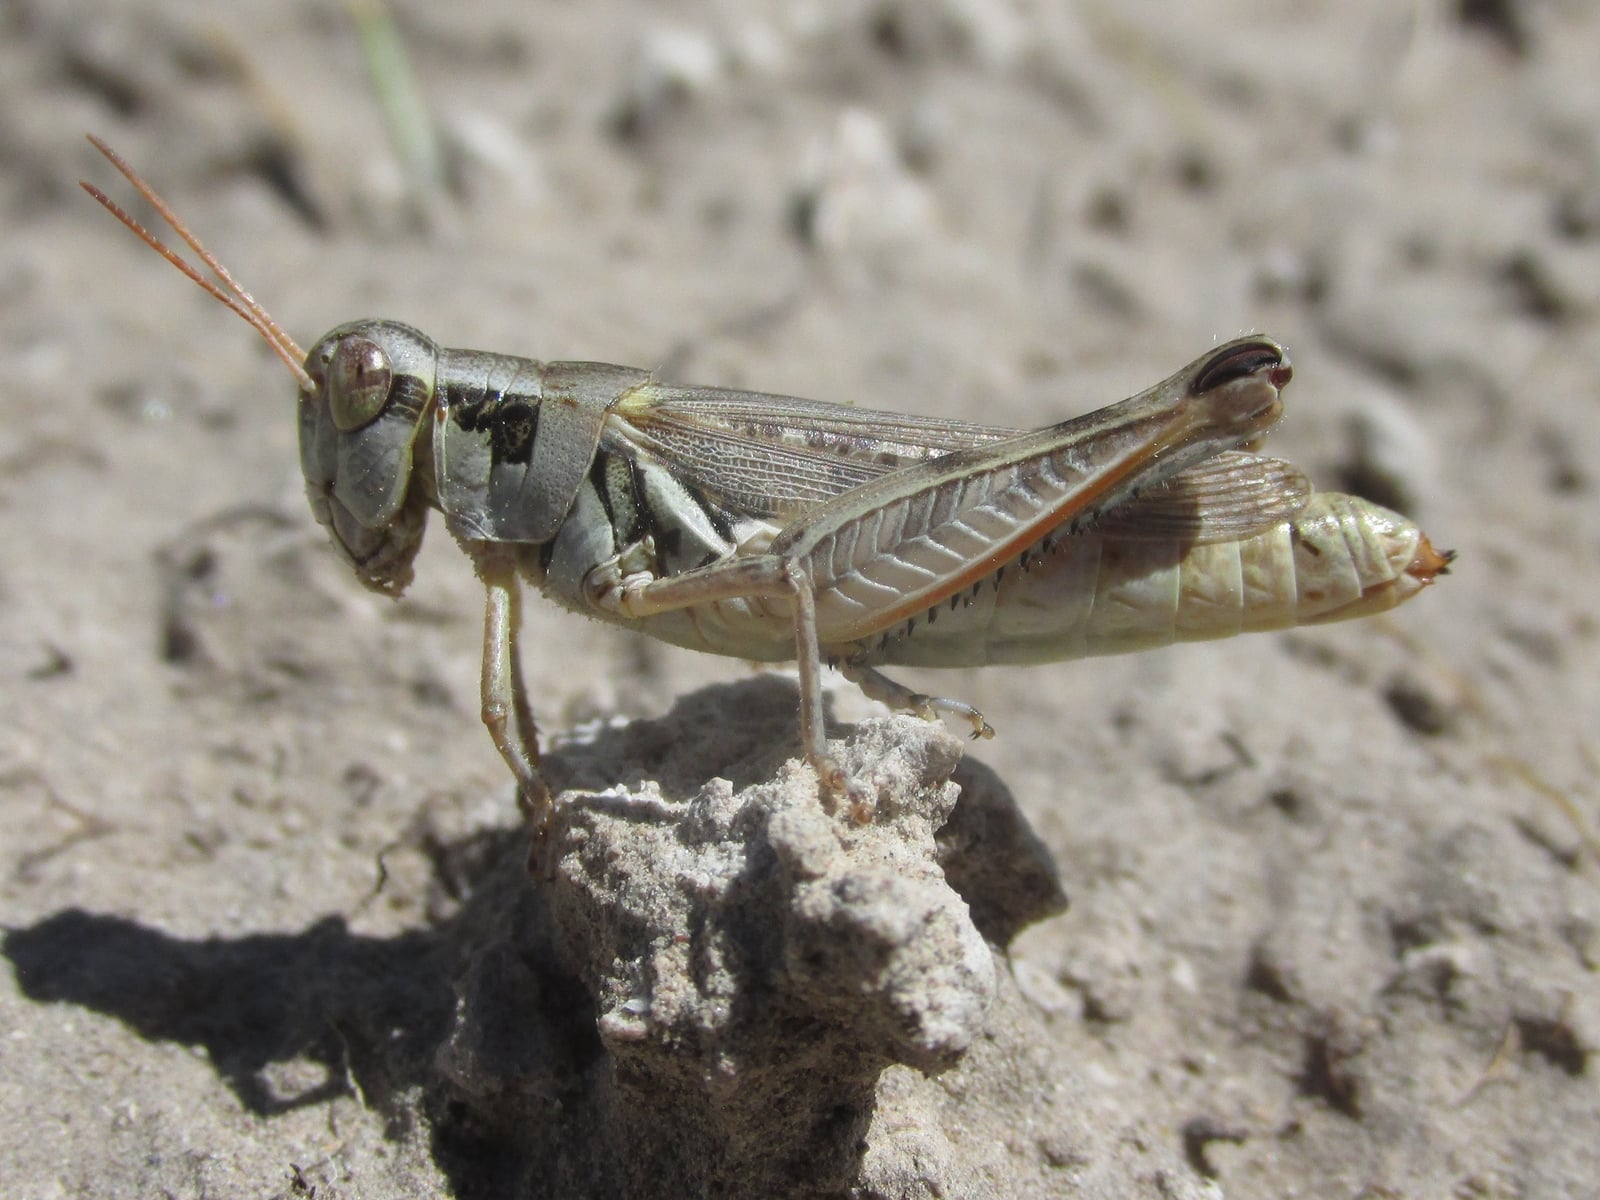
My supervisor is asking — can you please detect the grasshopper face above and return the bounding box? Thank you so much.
[298,320,441,596]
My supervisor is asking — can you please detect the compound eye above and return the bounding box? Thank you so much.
[328,336,394,431]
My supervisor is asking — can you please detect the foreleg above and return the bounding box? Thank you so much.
[476,549,551,824]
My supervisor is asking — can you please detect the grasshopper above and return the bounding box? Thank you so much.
[83,135,1451,823]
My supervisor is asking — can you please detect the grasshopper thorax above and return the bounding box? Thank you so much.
[299,320,441,596]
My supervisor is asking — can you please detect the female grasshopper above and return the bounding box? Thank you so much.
[83,135,1450,821]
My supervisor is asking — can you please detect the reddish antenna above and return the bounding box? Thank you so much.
[80,134,315,394]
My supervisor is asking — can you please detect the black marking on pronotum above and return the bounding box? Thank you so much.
[490,399,537,465]
[448,379,540,466]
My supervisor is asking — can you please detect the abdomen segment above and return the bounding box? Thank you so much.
[861,492,1451,667]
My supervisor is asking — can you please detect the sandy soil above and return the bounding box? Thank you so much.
[2,1,1597,1197]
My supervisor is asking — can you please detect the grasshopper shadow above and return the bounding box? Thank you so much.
[1,820,600,1125]
[4,906,457,1115]
[2,839,605,1200]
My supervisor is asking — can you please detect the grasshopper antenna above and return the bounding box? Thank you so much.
[80,134,316,394]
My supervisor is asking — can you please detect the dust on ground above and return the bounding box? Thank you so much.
[2,2,1597,1197]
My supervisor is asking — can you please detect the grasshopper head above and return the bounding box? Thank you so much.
[81,138,443,598]
[299,320,439,596]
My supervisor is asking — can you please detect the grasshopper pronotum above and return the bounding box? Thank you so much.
[83,135,1451,825]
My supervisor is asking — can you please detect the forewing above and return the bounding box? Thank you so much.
[616,383,1308,545]
[617,383,1020,518]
